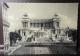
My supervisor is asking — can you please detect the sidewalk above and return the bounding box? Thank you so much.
[8,43,22,55]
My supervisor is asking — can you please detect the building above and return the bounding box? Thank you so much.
[19,14,61,42]
[2,3,10,53]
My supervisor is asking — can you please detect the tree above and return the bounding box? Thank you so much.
[9,32,22,46]
[71,29,77,42]
[65,29,77,42]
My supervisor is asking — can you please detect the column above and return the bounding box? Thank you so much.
[41,23,42,29]
[34,23,35,27]
[39,23,41,27]
[26,22,27,28]
[33,23,34,27]
[52,21,54,28]
[37,23,39,27]
[45,23,46,28]
[48,22,50,28]
[28,21,30,28]
[31,23,33,27]
[50,22,51,28]
[30,23,31,27]
[20,30,23,38]
[43,23,44,27]
[35,23,36,27]
[40,23,41,29]
[40,23,41,27]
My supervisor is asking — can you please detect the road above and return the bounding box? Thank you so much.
[11,42,76,55]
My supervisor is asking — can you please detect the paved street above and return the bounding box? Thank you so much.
[10,42,76,55]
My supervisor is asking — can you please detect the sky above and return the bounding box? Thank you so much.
[7,3,78,31]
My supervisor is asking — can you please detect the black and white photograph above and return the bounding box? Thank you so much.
[2,2,78,55]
